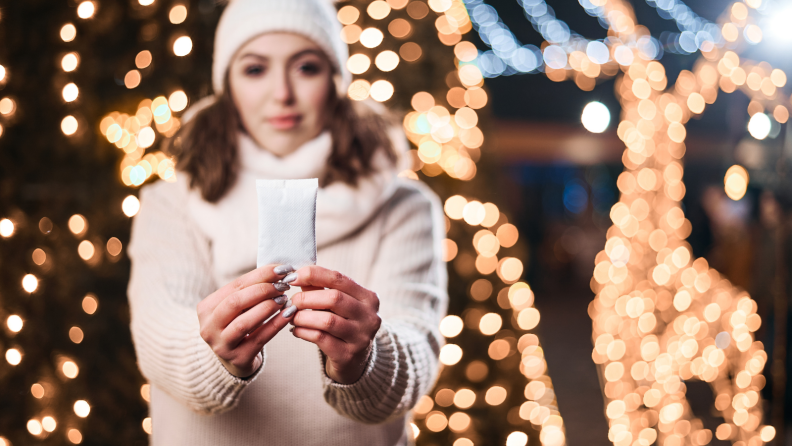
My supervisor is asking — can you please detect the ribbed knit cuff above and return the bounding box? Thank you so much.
[320,335,379,390]
[190,334,266,412]
[320,326,406,423]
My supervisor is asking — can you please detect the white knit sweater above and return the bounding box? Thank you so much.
[126,134,448,445]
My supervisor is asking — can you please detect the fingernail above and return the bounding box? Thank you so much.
[274,282,290,292]
[273,294,287,305]
[282,272,298,284]
[274,264,295,275]
[281,304,297,319]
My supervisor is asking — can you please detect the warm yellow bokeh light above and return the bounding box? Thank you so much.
[61,24,77,42]
[62,53,80,71]
[359,28,384,48]
[0,219,14,237]
[69,214,87,235]
[370,80,394,102]
[125,70,142,89]
[83,294,98,314]
[439,315,463,338]
[347,54,371,75]
[136,50,152,69]
[68,428,83,444]
[7,315,23,333]
[42,416,56,432]
[22,274,38,293]
[6,348,22,365]
[61,115,79,135]
[169,5,187,24]
[337,5,360,25]
[77,1,95,19]
[63,360,80,378]
[173,36,192,56]
[69,326,85,343]
[74,400,91,417]
[31,383,45,399]
[439,344,463,365]
[107,237,123,257]
[347,79,371,101]
[63,83,79,102]
[375,50,399,72]
[724,165,749,201]
[27,419,43,436]
[78,240,95,260]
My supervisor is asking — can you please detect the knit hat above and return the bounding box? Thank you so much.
[212,0,351,95]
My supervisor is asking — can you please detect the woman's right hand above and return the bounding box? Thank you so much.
[197,264,295,378]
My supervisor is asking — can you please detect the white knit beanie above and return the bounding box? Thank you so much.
[212,0,351,95]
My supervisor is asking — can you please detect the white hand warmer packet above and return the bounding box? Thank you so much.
[256,179,318,269]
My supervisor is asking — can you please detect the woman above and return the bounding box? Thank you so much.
[126,0,448,445]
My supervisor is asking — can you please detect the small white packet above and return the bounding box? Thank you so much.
[256,179,318,269]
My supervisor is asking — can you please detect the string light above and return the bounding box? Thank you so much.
[62,52,80,71]
[60,23,77,42]
[76,1,95,19]
[61,115,79,135]
[22,274,38,293]
[169,5,187,24]
[747,112,771,139]
[7,315,23,332]
[73,400,90,418]
[581,101,611,133]
[0,218,14,237]
[173,36,192,56]
[122,195,141,217]
[63,83,79,102]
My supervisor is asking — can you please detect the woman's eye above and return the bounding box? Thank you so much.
[298,62,321,75]
[244,65,265,76]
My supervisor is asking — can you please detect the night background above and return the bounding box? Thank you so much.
[0,0,790,445]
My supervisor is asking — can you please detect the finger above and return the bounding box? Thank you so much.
[212,282,284,328]
[237,305,294,355]
[292,310,358,342]
[220,296,287,347]
[290,266,373,303]
[291,289,361,319]
[291,327,347,358]
[202,264,292,312]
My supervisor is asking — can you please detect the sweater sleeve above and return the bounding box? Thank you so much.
[321,181,449,424]
[127,180,266,415]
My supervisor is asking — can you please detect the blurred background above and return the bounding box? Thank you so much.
[0,0,791,445]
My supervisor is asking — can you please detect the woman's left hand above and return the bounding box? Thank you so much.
[287,266,382,384]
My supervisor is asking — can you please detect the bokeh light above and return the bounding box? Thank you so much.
[747,113,771,140]
[173,36,192,56]
[62,52,80,71]
[60,24,77,42]
[61,115,79,135]
[0,219,14,237]
[22,274,38,293]
[581,101,610,133]
[73,400,90,417]
[77,1,95,19]
[169,5,187,24]
[62,83,79,102]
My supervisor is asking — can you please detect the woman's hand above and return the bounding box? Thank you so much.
[287,266,382,384]
[197,264,295,378]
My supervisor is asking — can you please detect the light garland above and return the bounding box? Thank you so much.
[91,0,790,445]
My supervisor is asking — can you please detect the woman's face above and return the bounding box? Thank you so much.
[229,33,333,157]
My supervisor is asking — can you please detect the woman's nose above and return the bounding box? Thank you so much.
[272,70,295,105]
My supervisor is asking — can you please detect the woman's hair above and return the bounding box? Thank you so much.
[165,74,398,203]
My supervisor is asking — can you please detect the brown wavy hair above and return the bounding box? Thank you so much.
[165,75,398,203]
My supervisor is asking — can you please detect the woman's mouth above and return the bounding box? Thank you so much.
[268,114,302,130]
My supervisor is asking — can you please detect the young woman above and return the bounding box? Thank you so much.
[126,0,447,445]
